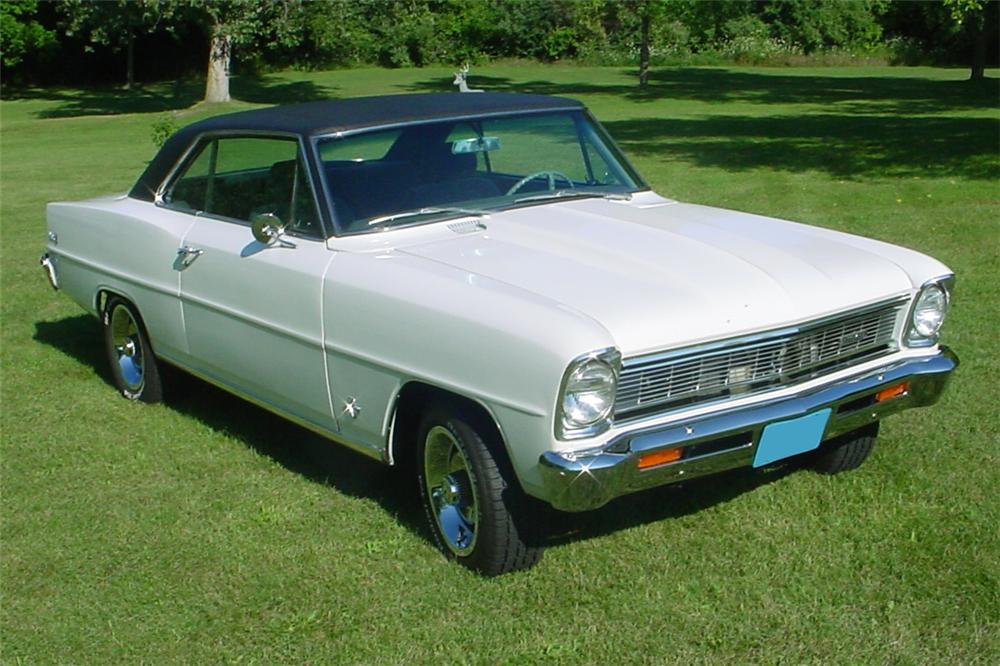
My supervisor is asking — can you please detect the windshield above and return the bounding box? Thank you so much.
[316,110,645,235]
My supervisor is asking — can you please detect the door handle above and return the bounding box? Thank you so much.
[176,246,203,267]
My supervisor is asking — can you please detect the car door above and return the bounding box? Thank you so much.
[162,134,338,434]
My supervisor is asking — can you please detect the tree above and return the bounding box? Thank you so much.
[184,0,305,103]
[944,0,998,80]
[0,0,55,72]
[618,0,670,88]
[59,0,175,89]
[761,0,888,54]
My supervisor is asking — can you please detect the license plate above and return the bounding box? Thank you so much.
[753,408,832,468]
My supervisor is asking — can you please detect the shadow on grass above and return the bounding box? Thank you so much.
[34,314,798,552]
[406,67,998,181]
[7,79,206,118]
[229,74,339,105]
[5,74,338,119]
[408,67,999,113]
[604,114,1000,181]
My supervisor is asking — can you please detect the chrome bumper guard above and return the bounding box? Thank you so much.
[40,253,59,290]
[539,348,958,512]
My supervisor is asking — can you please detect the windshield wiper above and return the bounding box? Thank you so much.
[512,190,633,205]
[367,206,490,228]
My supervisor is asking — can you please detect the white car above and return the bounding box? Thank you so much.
[42,93,957,575]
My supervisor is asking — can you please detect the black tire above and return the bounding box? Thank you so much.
[102,296,164,403]
[811,423,879,475]
[416,406,543,576]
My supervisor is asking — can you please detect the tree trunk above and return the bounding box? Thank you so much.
[639,12,650,88]
[125,32,134,90]
[205,30,232,103]
[970,16,986,81]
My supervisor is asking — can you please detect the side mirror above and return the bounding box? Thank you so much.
[251,213,285,245]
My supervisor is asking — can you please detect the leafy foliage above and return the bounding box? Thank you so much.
[0,0,55,70]
[150,113,178,148]
[2,1,997,86]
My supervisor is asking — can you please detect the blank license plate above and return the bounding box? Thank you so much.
[753,408,832,468]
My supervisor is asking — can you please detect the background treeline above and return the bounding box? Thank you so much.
[2,0,997,88]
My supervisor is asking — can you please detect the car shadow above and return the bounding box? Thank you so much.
[34,313,801,550]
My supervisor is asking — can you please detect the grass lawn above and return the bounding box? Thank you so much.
[2,65,998,663]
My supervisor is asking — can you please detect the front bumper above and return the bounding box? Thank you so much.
[539,347,958,512]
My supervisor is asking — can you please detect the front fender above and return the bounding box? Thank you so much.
[322,250,615,494]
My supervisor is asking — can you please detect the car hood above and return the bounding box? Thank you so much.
[395,195,930,356]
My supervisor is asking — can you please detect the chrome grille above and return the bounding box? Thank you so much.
[615,299,906,420]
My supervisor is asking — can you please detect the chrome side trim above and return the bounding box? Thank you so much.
[49,248,178,301]
[539,347,957,512]
[179,290,323,350]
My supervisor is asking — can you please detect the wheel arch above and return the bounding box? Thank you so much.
[95,286,136,317]
[387,381,510,470]
[96,288,162,358]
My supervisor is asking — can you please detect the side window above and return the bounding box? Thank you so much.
[164,136,324,237]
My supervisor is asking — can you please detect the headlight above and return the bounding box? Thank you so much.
[557,348,621,439]
[906,278,952,346]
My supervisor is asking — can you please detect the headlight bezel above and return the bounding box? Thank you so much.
[905,275,954,347]
[556,347,621,441]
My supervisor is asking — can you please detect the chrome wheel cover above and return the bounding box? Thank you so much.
[424,425,479,555]
[110,305,144,392]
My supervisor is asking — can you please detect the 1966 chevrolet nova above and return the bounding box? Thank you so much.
[42,93,957,575]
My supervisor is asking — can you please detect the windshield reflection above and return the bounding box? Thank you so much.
[316,111,644,235]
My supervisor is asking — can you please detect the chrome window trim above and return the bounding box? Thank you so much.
[312,106,585,143]
[312,108,650,238]
[155,130,330,239]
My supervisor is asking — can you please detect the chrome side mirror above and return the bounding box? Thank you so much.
[251,213,296,248]
[251,213,285,245]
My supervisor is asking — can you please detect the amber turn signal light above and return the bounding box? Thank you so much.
[875,382,909,403]
[637,447,683,470]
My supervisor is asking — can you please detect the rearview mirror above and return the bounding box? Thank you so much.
[452,136,501,155]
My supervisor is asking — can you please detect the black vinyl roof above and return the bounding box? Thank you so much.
[130,93,583,201]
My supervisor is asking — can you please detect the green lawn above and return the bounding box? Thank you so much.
[2,65,998,663]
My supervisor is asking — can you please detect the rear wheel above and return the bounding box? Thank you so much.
[416,406,543,576]
[812,423,879,474]
[102,296,163,403]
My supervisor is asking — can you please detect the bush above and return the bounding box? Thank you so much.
[150,114,177,148]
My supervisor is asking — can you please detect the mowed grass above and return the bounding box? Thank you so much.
[2,65,998,663]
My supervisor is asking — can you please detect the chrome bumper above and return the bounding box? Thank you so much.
[40,253,59,290]
[539,348,958,512]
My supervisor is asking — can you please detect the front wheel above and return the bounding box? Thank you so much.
[102,296,163,403]
[416,407,543,576]
[811,423,879,474]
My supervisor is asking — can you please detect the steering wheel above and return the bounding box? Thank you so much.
[506,170,575,196]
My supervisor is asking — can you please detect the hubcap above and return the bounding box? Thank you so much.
[110,305,144,392]
[424,426,478,555]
